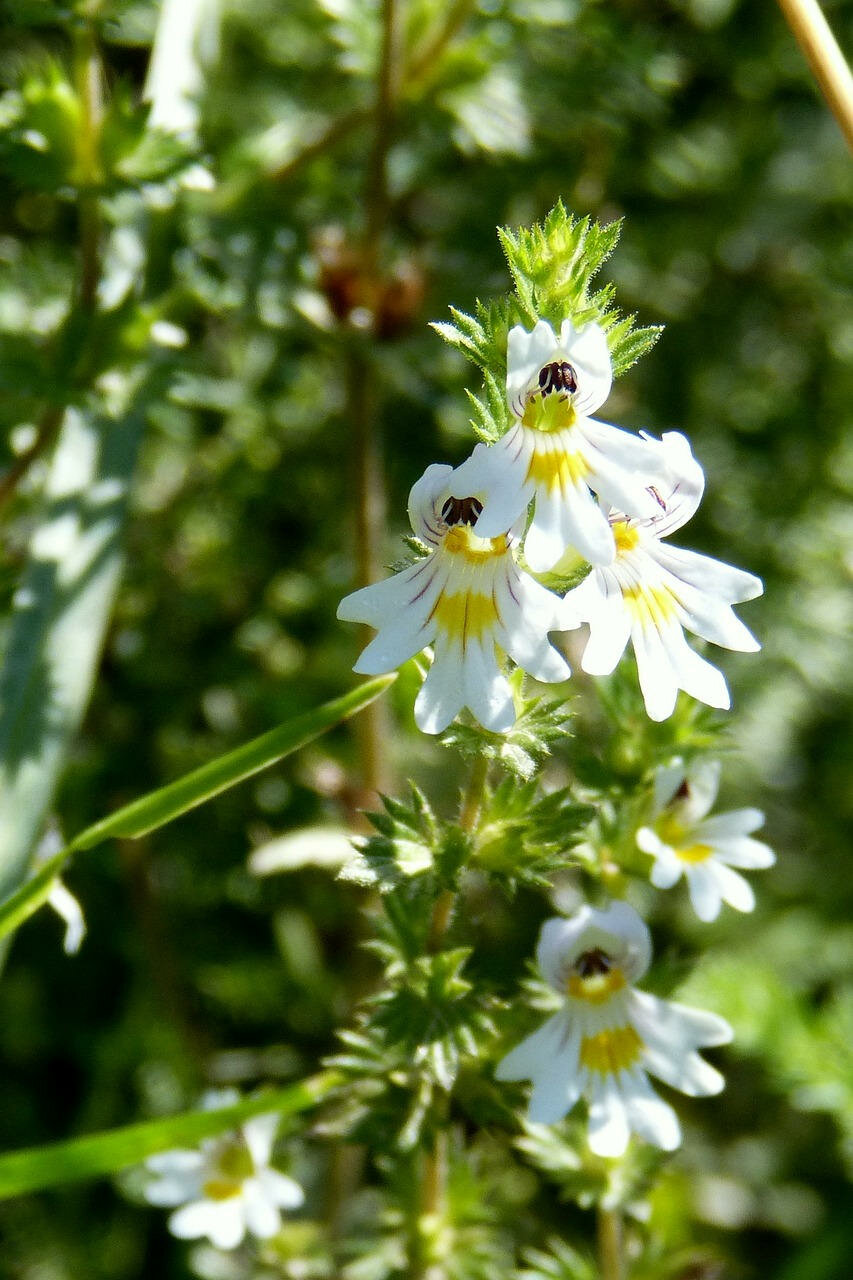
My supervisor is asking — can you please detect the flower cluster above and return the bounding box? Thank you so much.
[338,316,761,731]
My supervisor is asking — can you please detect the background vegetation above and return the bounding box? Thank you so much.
[0,0,850,1276]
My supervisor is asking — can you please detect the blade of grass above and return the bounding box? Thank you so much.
[0,1070,340,1201]
[0,675,394,944]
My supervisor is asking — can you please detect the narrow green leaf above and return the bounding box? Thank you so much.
[70,675,395,847]
[0,1071,340,1201]
[0,676,394,944]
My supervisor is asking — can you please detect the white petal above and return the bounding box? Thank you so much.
[669,579,761,652]
[679,758,721,821]
[622,1070,681,1151]
[496,1012,570,1081]
[242,1113,278,1167]
[337,558,436,628]
[711,836,775,869]
[580,420,669,520]
[413,637,465,735]
[587,1076,630,1158]
[258,1168,305,1210]
[47,881,86,954]
[208,1199,248,1250]
[144,1173,201,1207]
[243,1181,282,1239]
[169,1199,244,1247]
[638,992,732,1048]
[651,760,687,812]
[536,481,615,570]
[407,463,454,543]
[631,622,679,722]
[536,905,652,987]
[695,809,766,840]
[648,853,684,891]
[653,543,763,603]
[634,431,705,536]
[506,320,559,412]
[577,571,631,676]
[146,1149,204,1176]
[528,1029,584,1125]
[661,626,731,711]
[557,319,612,416]
[461,635,516,732]
[712,862,756,913]
[449,433,531,539]
[684,863,724,921]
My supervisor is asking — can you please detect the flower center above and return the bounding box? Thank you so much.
[202,1140,254,1200]
[611,520,640,553]
[655,815,712,863]
[566,948,626,1003]
[521,389,577,434]
[441,495,483,527]
[579,1025,643,1075]
[538,360,577,395]
[443,524,507,560]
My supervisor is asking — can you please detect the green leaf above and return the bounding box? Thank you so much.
[0,406,144,903]
[0,1072,339,1201]
[0,676,394,944]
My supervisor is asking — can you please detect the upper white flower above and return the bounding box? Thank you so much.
[337,462,572,735]
[496,903,732,1157]
[637,759,775,921]
[143,1091,304,1251]
[451,319,671,572]
[561,431,763,721]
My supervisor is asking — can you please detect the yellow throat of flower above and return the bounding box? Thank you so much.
[579,1025,643,1075]
[655,813,713,863]
[443,524,507,560]
[567,967,626,1004]
[202,1141,254,1200]
[611,520,640,553]
[521,391,577,434]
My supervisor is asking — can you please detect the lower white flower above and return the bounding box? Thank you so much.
[451,318,670,571]
[562,431,763,721]
[143,1092,304,1251]
[496,902,732,1157]
[637,758,775,922]
[337,462,572,735]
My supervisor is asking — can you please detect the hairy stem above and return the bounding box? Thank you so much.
[597,1206,624,1280]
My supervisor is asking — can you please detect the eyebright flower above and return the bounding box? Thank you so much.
[561,431,763,721]
[451,319,668,571]
[143,1092,304,1251]
[337,462,571,735]
[496,902,732,1157]
[637,759,775,922]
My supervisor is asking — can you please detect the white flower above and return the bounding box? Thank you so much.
[496,902,732,1157]
[143,1092,304,1251]
[144,0,221,136]
[561,431,763,721]
[637,759,775,922]
[451,319,669,571]
[337,462,571,735]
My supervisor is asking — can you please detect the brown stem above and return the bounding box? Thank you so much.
[0,407,64,510]
[597,1206,624,1280]
[271,108,371,184]
[776,0,853,150]
[73,24,104,310]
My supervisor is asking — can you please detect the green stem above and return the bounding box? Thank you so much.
[597,1206,624,1280]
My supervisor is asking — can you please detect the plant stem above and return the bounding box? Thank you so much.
[73,22,104,310]
[776,0,853,150]
[597,1206,624,1280]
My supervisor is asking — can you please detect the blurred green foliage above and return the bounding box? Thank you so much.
[0,0,850,1277]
